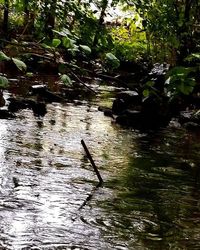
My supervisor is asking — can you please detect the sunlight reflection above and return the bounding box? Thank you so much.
[0,121,7,160]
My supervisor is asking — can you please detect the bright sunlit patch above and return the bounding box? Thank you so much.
[9,216,31,236]
[0,122,8,160]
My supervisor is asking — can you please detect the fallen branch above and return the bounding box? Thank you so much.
[81,139,103,184]
[96,73,131,89]
[71,71,97,94]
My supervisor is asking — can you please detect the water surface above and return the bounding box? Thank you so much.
[0,81,200,249]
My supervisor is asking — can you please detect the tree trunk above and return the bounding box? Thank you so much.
[44,0,57,39]
[176,0,195,63]
[92,0,109,50]
[3,0,9,37]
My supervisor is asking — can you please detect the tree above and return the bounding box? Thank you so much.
[123,0,200,63]
[3,0,9,37]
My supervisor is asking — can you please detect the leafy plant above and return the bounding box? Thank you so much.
[165,66,196,96]
[0,51,10,61]
[43,28,92,57]
[142,81,157,97]
[104,52,120,70]
[52,38,62,48]
[0,50,27,72]
[60,74,73,86]
[12,58,27,71]
[0,76,9,89]
[79,45,91,55]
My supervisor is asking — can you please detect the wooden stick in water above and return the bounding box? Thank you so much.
[81,139,103,184]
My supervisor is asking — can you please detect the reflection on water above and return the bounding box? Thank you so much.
[0,85,200,249]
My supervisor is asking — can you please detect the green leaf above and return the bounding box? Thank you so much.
[143,89,150,97]
[79,45,91,54]
[60,74,73,86]
[41,43,52,49]
[167,66,194,77]
[146,81,155,87]
[62,37,76,49]
[0,76,9,88]
[52,38,61,48]
[106,52,118,61]
[12,58,27,71]
[185,53,200,62]
[26,72,34,77]
[105,53,120,69]
[53,28,71,37]
[0,51,10,61]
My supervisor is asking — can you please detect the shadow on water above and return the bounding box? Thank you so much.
[103,129,200,249]
[0,77,200,249]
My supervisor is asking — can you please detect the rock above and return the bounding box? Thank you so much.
[112,98,126,115]
[147,63,170,92]
[116,110,142,127]
[142,95,160,114]
[13,177,20,188]
[112,90,141,115]
[98,106,113,118]
[0,92,5,107]
[28,101,47,117]
[141,95,171,126]
[29,84,47,94]
[183,122,200,131]
[0,109,15,119]
[114,93,171,130]
[116,90,141,103]
[179,111,193,124]
[8,97,47,117]
[8,97,29,112]
[29,85,64,102]
[104,109,113,118]
[179,110,200,125]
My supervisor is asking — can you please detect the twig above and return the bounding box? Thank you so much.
[0,39,42,48]
[22,52,52,61]
[96,73,131,89]
[71,71,97,94]
[81,139,103,184]
[19,21,30,38]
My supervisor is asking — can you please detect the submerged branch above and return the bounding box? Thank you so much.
[71,182,102,222]
[78,182,102,211]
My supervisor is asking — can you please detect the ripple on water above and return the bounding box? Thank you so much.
[0,89,200,249]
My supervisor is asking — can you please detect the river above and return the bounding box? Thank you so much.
[0,78,200,249]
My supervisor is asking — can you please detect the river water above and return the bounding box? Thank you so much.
[0,79,200,249]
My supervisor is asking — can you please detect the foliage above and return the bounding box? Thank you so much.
[110,11,148,61]
[0,51,27,72]
[143,64,197,100]
[60,74,73,86]
[0,0,198,65]
[119,0,200,63]
[0,76,9,89]
[79,45,92,55]
[0,50,27,91]
[142,81,157,98]
[166,66,196,96]
[52,39,62,48]
[0,0,199,104]
[0,51,10,61]
[105,52,120,69]
[184,53,200,64]
[12,58,27,71]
